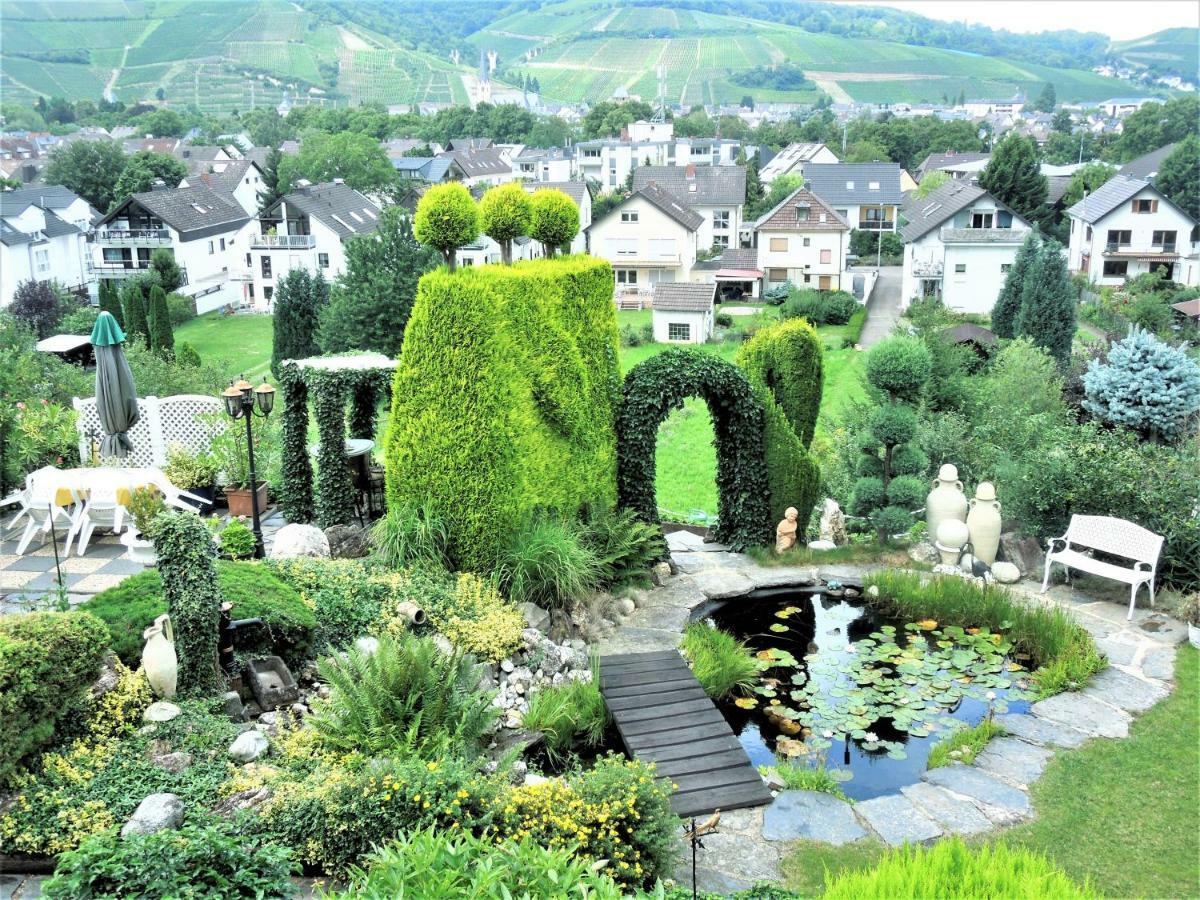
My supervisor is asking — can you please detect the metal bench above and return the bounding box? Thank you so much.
[1041,514,1164,620]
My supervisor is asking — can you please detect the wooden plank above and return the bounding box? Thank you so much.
[672,781,774,817]
[663,767,766,796]
[603,677,701,699]
[619,708,728,736]
[654,749,756,778]
[601,659,692,680]
[600,667,691,689]
[637,735,744,762]
[604,686,709,712]
[616,697,715,724]
[600,651,682,669]
[623,719,732,750]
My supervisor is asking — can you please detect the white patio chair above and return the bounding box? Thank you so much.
[2,466,56,539]
[13,473,81,556]
[72,478,132,556]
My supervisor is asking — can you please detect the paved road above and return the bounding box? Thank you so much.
[858,265,902,348]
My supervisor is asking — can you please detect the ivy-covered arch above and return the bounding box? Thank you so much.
[617,348,772,551]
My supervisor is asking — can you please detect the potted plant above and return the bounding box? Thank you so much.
[211,415,274,519]
[214,517,256,560]
[1181,594,1200,650]
[121,486,165,565]
[162,443,219,511]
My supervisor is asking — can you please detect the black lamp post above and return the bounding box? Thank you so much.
[221,376,275,559]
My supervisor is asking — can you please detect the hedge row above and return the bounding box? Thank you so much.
[386,256,620,569]
[0,611,109,783]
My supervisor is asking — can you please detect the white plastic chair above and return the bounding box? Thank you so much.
[13,472,80,556]
[72,478,132,556]
[3,466,56,539]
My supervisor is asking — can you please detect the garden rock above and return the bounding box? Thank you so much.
[854,793,942,846]
[121,793,184,837]
[1081,667,1168,713]
[324,524,369,559]
[508,760,528,785]
[993,713,1089,748]
[972,738,1053,787]
[354,636,380,656]
[143,701,182,723]
[222,691,245,722]
[652,561,672,585]
[900,783,991,836]
[999,532,1044,575]
[819,498,848,545]
[1031,691,1130,738]
[269,523,330,560]
[519,603,550,631]
[922,765,1031,821]
[806,540,837,551]
[615,597,636,617]
[908,542,940,564]
[229,730,270,762]
[762,790,866,844]
[214,786,272,818]
[247,656,299,710]
[90,652,121,699]
[991,562,1021,584]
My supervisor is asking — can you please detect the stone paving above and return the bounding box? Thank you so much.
[602,531,1185,894]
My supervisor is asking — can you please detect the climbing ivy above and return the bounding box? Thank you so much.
[617,348,772,551]
[150,510,222,696]
[277,363,314,524]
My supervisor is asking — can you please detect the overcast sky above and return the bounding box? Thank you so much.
[835,0,1198,41]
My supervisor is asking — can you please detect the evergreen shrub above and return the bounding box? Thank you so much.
[150,511,222,695]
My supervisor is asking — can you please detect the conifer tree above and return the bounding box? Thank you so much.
[979,133,1048,226]
[121,280,149,344]
[1015,239,1076,367]
[992,227,1039,339]
[271,267,323,376]
[98,279,124,329]
[147,283,174,356]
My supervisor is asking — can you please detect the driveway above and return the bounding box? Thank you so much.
[858,265,902,348]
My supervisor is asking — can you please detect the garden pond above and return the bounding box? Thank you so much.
[706,587,1033,801]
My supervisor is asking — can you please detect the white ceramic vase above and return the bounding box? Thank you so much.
[966,482,1002,566]
[142,613,178,699]
[935,519,970,566]
[926,464,969,540]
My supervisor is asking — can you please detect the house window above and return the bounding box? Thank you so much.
[769,237,788,252]
[713,234,729,247]
[1086,225,1092,241]
[219,237,226,251]
[261,256,272,278]
[1132,198,1157,213]
[667,322,691,341]
[462,258,473,267]
[869,181,880,190]
[1106,229,1131,247]
[1103,260,1128,277]
[795,205,810,221]
[1001,263,1012,273]
[820,249,831,264]
[1152,230,1177,248]
[971,212,994,229]
[263,286,274,302]
[34,249,49,275]
[846,181,855,189]
[245,252,251,267]
[768,267,787,283]
[208,240,215,254]
[713,210,730,229]
[803,237,811,247]
[615,269,638,285]
[621,211,639,223]
[248,284,255,300]
[954,263,967,273]
[318,252,330,268]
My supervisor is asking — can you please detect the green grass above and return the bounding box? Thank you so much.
[759,763,850,801]
[783,645,1199,899]
[175,312,274,382]
[926,719,1006,769]
[522,666,610,762]
[679,621,759,699]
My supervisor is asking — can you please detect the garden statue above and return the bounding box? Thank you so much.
[775,506,800,553]
[141,614,178,699]
[926,464,968,539]
[818,498,848,546]
[934,518,970,567]
[966,481,1002,566]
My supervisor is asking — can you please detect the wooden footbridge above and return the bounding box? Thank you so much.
[599,650,773,817]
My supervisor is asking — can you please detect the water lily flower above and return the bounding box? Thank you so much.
[822,730,834,739]
[864,732,878,743]
[985,690,997,701]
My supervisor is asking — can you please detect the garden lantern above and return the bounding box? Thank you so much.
[220,376,275,558]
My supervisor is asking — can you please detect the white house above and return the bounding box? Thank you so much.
[178,159,265,216]
[440,147,515,187]
[651,282,716,344]
[803,163,904,234]
[1066,175,1198,287]
[249,181,382,309]
[510,146,575,182]
[899,181,1032,314]
[587,183,702,294]
[753,187,850,291]
[759,142,839,184]
[93,184,251,301]
[632,165,745,251]
[0,185,95,306]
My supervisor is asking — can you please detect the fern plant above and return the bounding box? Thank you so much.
[579,504,666,585]
[309,632,497,758]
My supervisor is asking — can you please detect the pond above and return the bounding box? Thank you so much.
[706,587,1032,801]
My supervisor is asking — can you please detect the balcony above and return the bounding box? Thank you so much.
[1104,242,1179,258]
[857,220,895,231]
[940,227,1026,244]
[92,228,172,245]
[250,233,317,250]
[89,261,188,283]
[911,259,944,277]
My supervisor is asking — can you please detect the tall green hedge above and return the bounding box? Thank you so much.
[736,319,823,531]
[152,511,222,696]
[617,348,772,551]
[386,256,620,569]
[0,611,109,783]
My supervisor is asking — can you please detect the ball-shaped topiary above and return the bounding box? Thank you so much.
[889,444,930,477]
[870,403,918,448]
[856,454,884,477]
[478,182,533,265]
[850,476,885,516]
[413,182,480,271]
[886,474,927,510]
[866,334,933,402]
[528,188,580,257]
[871,505,914,538]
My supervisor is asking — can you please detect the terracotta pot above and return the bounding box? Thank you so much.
[142,613,177,699]
[226,481,269,519]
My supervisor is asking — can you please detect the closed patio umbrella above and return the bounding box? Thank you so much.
[90,311,140,458]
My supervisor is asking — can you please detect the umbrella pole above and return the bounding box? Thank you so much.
[48,503,67,610]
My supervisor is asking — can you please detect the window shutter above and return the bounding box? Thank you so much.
[1151,199,1159,212]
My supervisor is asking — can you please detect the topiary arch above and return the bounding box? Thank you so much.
[617,348,772,551]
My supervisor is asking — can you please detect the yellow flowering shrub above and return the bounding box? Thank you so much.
[88,662,153,741]
[377,572,524,662]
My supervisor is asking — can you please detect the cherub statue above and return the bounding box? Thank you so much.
[775,506,799,553]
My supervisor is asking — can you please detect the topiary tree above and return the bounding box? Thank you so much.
[992,227,1039,339]
[736,319,823,529]
[151,510,222,696]
[851,335,932,541]
[529,188,580,257]
[479,182,533,265]
[271,267,323,376]
[146,284,174,356]
[120,280,150,344]
[412,182,479,271]
[176,341,202,367]
[1082,326,1200,442]
[1015,239,1075,367]
[98,279,124,329]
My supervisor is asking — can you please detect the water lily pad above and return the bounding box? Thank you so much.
[734,697,758,709]
[769,623,790,633]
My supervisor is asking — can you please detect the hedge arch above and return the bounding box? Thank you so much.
[617,348,772,551]
[736,319,824,531]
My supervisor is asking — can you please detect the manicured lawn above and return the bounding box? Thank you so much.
[781,645,1200,899]
[175,312,274,381]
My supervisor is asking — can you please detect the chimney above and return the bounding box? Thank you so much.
[685,164,696,178]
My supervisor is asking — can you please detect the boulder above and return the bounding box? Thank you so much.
[615,598,636,617]
[121,793,184,837]
[992,562,1021,584]
[651,562,672,586]
[999,533,1044,575]
[908,541,940,565]
[806,540,837,551]
[819,498,849,545]
[213,787,272,818]
[324,524,369,559]
[269,523,330,560]
[229,730,270,763]
[518,602,551,632]
[222,691,245,722]
[143,701,182,723]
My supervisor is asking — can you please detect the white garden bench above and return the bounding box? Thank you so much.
[1041,515,1164,620]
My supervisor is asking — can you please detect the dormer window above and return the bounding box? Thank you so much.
[846,181,855,190]
[795,204,810,221]
[869,181,880,190]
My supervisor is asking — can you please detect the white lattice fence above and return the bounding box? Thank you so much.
[73,394,223,467]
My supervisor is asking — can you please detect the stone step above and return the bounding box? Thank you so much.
[1030,691,1130,739]
[900,782,992,836]
[972,737,1053,788]
[854,793,942,846]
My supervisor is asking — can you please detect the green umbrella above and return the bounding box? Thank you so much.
[90,311,140,458]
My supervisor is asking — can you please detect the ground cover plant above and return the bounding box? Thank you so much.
[521,668,610,763]
[926,719,1005,769]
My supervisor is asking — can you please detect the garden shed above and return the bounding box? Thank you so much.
[651,283,716,344]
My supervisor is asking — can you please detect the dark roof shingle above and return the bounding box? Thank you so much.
[107,185,250,238]
[803,163,903,206]
[272,182,381,239]
[631,166,746,207]
[652,282,716,312]
[900,181,988,242]
[1066,175,1163,224]
[632,183,704,231]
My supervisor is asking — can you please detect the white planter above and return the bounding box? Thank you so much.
[927,464,969,540]
[1188,622,1200,650]
[142,614,178,699]
[121,530,157,566]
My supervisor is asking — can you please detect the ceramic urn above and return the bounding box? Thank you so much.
[142,613,178,699]
[967,481,1002,566]
[926,463,969,540]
